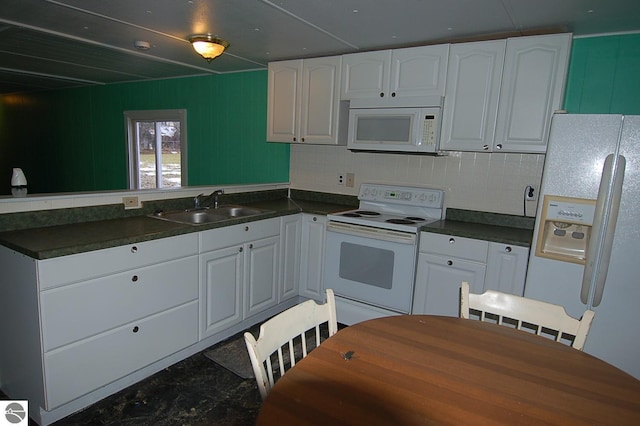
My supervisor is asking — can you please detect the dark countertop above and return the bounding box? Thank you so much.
[420,208,535,247]
[0,194,354,260]
[0,192,533,260]
[421,220,533,247]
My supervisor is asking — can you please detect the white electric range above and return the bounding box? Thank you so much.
[324,183,444,324]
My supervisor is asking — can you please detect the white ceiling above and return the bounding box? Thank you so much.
[1,0,639,94]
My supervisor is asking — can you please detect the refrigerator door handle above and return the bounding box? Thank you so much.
[592,154,625,307]
[581,154,613,304]
[580,153,626,306]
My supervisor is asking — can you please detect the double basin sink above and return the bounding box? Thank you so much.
[149,205,272,225]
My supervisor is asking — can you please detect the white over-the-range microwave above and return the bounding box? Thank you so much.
[347,96,444,154]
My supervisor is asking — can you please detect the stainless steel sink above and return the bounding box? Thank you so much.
[149,205,271,225]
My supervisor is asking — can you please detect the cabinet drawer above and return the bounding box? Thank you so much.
[44,301,198,409]
[38,233,198,289]
[199,217,280,252]
[419,232,488,262]
[41,256,198,351]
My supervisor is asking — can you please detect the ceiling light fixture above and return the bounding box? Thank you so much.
[188,34,229,62]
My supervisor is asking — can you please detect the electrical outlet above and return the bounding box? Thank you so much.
[525,185,537,201]
[338,174,344,185]
[123,196,140,209]
[346,173,355,188]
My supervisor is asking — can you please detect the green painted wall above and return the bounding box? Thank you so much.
[0,70,289,195]
[2,33,638,195]
[564,33,640,113]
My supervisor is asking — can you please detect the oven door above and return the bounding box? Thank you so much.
[323,221,418,313]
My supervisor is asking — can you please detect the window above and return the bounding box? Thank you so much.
[125,109,187,189]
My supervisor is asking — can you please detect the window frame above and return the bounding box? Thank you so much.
[124,109,188,190]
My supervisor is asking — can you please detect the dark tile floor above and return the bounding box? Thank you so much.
[2,334,263,426]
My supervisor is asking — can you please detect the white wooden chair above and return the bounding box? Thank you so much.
[244,289,338,400]
[460,282,595,350]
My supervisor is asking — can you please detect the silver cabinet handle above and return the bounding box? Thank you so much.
[505,246,512,253]
[447,260,453,266]
[449,238,455,244]
[244,226,249,231]
[239,246,243,252]
[132,326,139,333]
[496,144,503,150]
[483,145,489,150]
[131,246,138,253]
[131,275,138,282]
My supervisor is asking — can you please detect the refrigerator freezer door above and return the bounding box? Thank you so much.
[526,114,623,318]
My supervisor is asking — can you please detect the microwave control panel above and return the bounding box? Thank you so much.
[421,115,437,146]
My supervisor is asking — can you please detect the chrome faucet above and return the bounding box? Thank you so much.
[194,189,224,209]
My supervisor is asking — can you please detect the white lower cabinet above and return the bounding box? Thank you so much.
[199,218,280,339]
[412,232,529,316]
[0,212,323,425]
[0,233,200,417]
[485,242,529,295]
[279,214,302,301]
[298,214,327,301]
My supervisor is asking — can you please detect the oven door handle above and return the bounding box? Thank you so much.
[326,221,416,244]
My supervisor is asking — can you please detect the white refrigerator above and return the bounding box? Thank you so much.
[525,114,640,379]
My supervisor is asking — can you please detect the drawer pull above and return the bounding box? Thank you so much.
[505,246,512,253]
[132,326,139,333]
[239,246,244,253]
[449,238,455,244]
[249,243,253,249]
[131,275,139,282]
[131,246,138,253]
[313,216,317,222]
[245,226,249,232]
[447,260,453,266]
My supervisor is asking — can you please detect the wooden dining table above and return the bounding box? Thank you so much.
[256,315,640,425]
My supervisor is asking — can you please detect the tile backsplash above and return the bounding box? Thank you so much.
[290,145,544,217]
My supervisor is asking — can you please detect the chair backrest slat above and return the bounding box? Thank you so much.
[460,282,594,350]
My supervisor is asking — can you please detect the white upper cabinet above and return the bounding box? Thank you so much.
[439,40,506,152]
[267,56,346,145]
[341,45,449,100]
[494,33,572,153]
[441,33,571,153]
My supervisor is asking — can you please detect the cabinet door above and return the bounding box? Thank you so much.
[199,245,244,339]
[341,50,391,99]
[485,243,529,296]
[390,44,449,98]
[440,40,506,152]
[267,59,302,142]
[299,214,326,301]
[494,34,571,153]
[245,235,280,318]
[299,56,344,145]
[412,253,486,317]
[280,215,301,301]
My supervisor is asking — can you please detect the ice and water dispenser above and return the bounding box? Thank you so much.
[535,195,596,264]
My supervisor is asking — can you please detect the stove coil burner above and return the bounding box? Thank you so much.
[386,218,416,225]
[341,212,362,217]
[405,216,426,222]
[354,210,381,216]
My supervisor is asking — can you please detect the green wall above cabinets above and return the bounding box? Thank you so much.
[564,33,640,114]
[1,70,289,195]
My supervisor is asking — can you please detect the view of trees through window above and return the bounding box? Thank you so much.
[136,121,182,189]
[125,109,186,190]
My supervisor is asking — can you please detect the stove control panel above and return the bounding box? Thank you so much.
[359,184,443,208]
